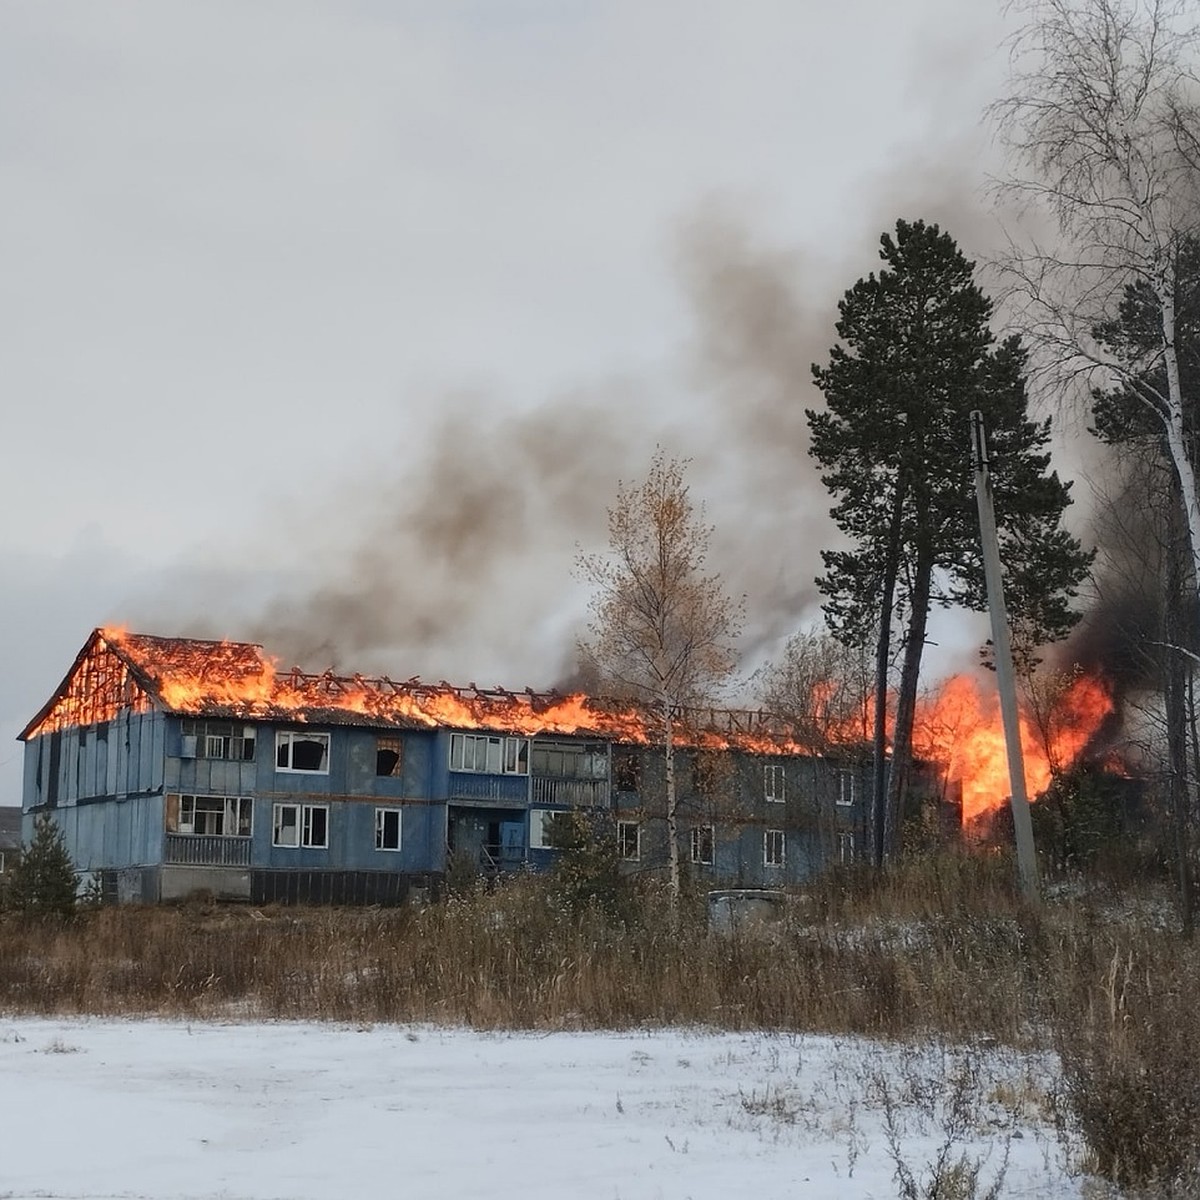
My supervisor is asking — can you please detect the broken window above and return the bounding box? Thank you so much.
[690,824,714,865]
[181,720,256,761]
[764,829,785,868]
[617,820,640,861]
[838,831,855,864]
[449,733,528,775]
[166,794,252,837]
[375,807,402,851]
[764,764,785,804]
[276,731,330,773]
[272,802,329,848]
[376,736,402,777]
[613,752,641,792]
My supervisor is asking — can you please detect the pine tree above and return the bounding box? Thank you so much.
[807,219,1092,863]
[5,814,79,916]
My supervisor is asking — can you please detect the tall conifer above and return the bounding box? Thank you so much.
[808,220,1091,860]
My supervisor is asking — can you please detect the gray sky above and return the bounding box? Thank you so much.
[0,1,1024,802]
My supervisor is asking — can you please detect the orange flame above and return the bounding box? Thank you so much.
[55,628,818,754]
[29,630,1116,816]
[912,672,1115,824]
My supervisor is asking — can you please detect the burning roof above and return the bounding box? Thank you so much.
[19,628,818,752]
[20,628,1120,823]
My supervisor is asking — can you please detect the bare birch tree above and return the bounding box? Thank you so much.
[577,450,743,901]
[993,0,1200,587]
[755,629,873,749]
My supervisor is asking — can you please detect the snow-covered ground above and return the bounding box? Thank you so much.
[0,1018,1084,1199]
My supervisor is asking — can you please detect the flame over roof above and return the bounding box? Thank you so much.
[19,628,826,754]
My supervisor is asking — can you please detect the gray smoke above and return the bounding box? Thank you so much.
[126,189,1052,689]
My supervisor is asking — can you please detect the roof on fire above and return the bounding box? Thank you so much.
[19,628,831,754]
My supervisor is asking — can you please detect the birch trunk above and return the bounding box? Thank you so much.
[663,690,679,905]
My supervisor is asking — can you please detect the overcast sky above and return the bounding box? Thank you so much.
[0,1,1032,802]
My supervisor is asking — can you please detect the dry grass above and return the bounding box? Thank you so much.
[2,852,1198,1190]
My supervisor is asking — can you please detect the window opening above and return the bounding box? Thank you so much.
[181,720,256,761]
[617,820,641,861]
[837,770,857,806]
[449,733,529,775]
[764,829,785,868]
[376,736,402,777]
[614,752,641,792]
[168,794,252,837]
[272,803,329,848]
[764,764,785,803]
[375,807,402,851]
[276,731,330,773]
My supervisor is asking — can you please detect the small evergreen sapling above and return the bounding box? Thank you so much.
[5,814,79,916]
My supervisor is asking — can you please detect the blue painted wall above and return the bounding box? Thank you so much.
[23,711,165,811]
[20,704,869,890]
[27,794,164,872]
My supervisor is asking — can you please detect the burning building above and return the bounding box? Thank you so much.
[17,628,868,903]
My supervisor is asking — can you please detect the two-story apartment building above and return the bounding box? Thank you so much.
[18,628,867,903]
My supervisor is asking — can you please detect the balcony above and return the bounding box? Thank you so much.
[531,778,609,808]
[446,773,529,804]
[164,834,252,867]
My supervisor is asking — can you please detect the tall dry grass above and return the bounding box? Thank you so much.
[0,851,1141,1036]
[2,851,1198,1189]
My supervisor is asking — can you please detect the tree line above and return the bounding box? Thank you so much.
[578,0,1200,920]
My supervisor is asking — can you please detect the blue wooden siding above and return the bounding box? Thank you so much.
[252,724,433,799]
[22,712,165,812]
[29,794,163,872]
[251,798,445,872]
[20,698,868,889]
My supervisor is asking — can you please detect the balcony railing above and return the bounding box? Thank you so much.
[531,778,609,808]
[446,773,529,803]
[164,834,252,867]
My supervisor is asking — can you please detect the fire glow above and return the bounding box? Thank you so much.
[912,672,1115,824]
[27,628,1117,825]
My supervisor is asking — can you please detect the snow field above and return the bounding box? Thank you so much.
[0,1018,1083,1199]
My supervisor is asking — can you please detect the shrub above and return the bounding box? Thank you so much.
[1051,939,1200,1191]
[545,809,636,924]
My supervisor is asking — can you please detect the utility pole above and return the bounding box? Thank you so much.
[970,411,1040,904]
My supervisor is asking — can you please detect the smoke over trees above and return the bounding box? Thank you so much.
[808,219,1091,864]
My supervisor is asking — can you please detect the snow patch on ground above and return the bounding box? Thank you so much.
[0,1018,1084,1199]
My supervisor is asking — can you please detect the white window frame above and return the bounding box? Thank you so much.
[764,828,785,868]
[529,809,560,851]
[838,831,855,864]
[837,770,856,806]
[176,794,252,838]
[181,720,257,762]
[375,807,402,852]
[273,802,329,849]
[449,733,529,775]
[764,764,785,803]
[275,730,330,774]
[617,820,641,861]
[690,824,714,865]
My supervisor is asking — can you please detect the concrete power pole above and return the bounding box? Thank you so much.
[970,411,1040,904]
